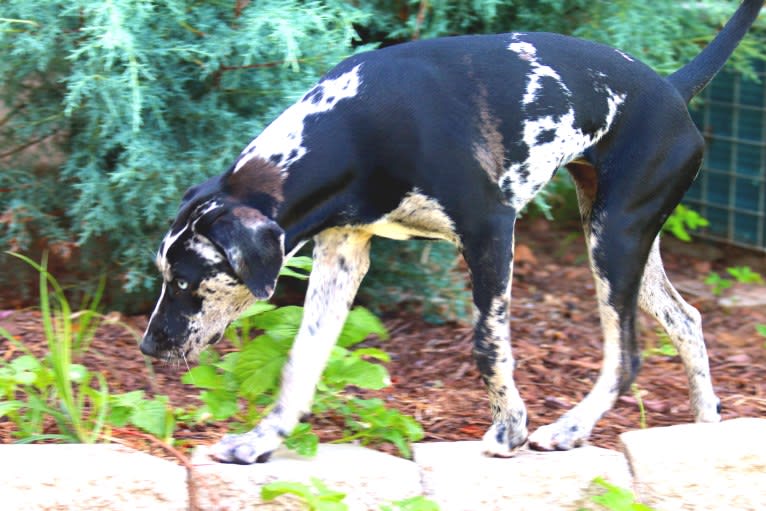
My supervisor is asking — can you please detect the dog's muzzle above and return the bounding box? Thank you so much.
[139,333,161,358]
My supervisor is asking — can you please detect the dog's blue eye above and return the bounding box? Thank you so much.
[175,279,189,291]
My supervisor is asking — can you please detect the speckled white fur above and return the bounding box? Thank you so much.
[502,37,626,211]
[639,237,720,422]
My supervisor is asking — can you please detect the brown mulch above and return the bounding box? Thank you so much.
[1,220,765,459]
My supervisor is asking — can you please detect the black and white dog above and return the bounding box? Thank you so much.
[141,1,763,464]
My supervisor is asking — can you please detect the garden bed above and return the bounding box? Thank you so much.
[1,220,764,459]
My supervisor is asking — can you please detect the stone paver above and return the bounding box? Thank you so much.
[621,418,766,511]
[413,441,633,511]
[1,444,188,511]
[190,443,423,510]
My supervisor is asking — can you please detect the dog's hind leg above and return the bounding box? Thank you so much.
[530,121,706,450]
[462,208,529,456]
[639,236,721,422]
[211,228,371,464]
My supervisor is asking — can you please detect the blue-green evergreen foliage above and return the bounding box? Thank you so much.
[1,1,763,311]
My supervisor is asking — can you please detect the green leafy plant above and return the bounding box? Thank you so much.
[705,266,764,296]
[726,266,764,285]
[381,496,441,511]
[0,253,181,444]
[261,478,440,511]
[261,478,348,511]
[108,390,177,444]
[757,324,766,348]
[662,204,709,242]
[643,329,678,358]
[183,303,424,458]
[0,253,110,443]
[585,477,655,511]
[704,272,734,296]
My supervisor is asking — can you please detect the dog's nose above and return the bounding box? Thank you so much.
[140,334,158,357]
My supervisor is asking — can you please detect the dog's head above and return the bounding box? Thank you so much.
[140,176,285,362]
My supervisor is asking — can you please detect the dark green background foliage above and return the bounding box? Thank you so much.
[1,1,763,312]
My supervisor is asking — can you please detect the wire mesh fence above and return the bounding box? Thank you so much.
[688,60,766,252]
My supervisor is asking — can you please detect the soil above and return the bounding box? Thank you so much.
[1,220,765,461]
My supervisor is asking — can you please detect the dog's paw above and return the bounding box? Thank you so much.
[210,429,282,464]
[528,418,589,451]
[481,422,528,458]
[694,396,722,423]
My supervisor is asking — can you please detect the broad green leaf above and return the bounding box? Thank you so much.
[11,355,41,372]
[383,496,441,511]
[325,358,388,390]
[181,365,223,389]
[283,256,313,272]
[261,481,313,502]
[131,396,171,439]
[337,307,389,347]
[309,477,347,502]
[200,390,239,420]
[236,337,288,398]
[107,405,132,427]
[110,390,145,408]
[350,347,391,363]
[235,302,277,321]
[250,306,304,341]
[285,423,319,457]
[278,267,310,280]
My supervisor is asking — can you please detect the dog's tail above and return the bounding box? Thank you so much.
[667,0,763,103]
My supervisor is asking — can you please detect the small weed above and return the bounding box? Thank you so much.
[662,204,709,242]
[630,384,648,430]
[261,478,441,511]
[726,266,764,285]
[643,329,678,358]
[704,272,733,296]
[757,324,766,348]
[261,478,348,511]
[381,496,441,511]
[705,266,763,296]
[584,477,655,511]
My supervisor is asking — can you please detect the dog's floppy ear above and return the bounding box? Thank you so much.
[196,204,285,300]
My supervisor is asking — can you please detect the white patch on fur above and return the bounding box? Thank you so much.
[615,49,634,62]
[498,91,625,211]
[185,235,225,264]
[158,200,223,280]
[144,282,167,341]
[212,228,373,463]
[639,237,720,422]
[234,65,363,173]
[508,37,569,105]
[364,190,460,245]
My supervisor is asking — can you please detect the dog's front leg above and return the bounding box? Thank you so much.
[462,212,529,457]
[212,228,372,464]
